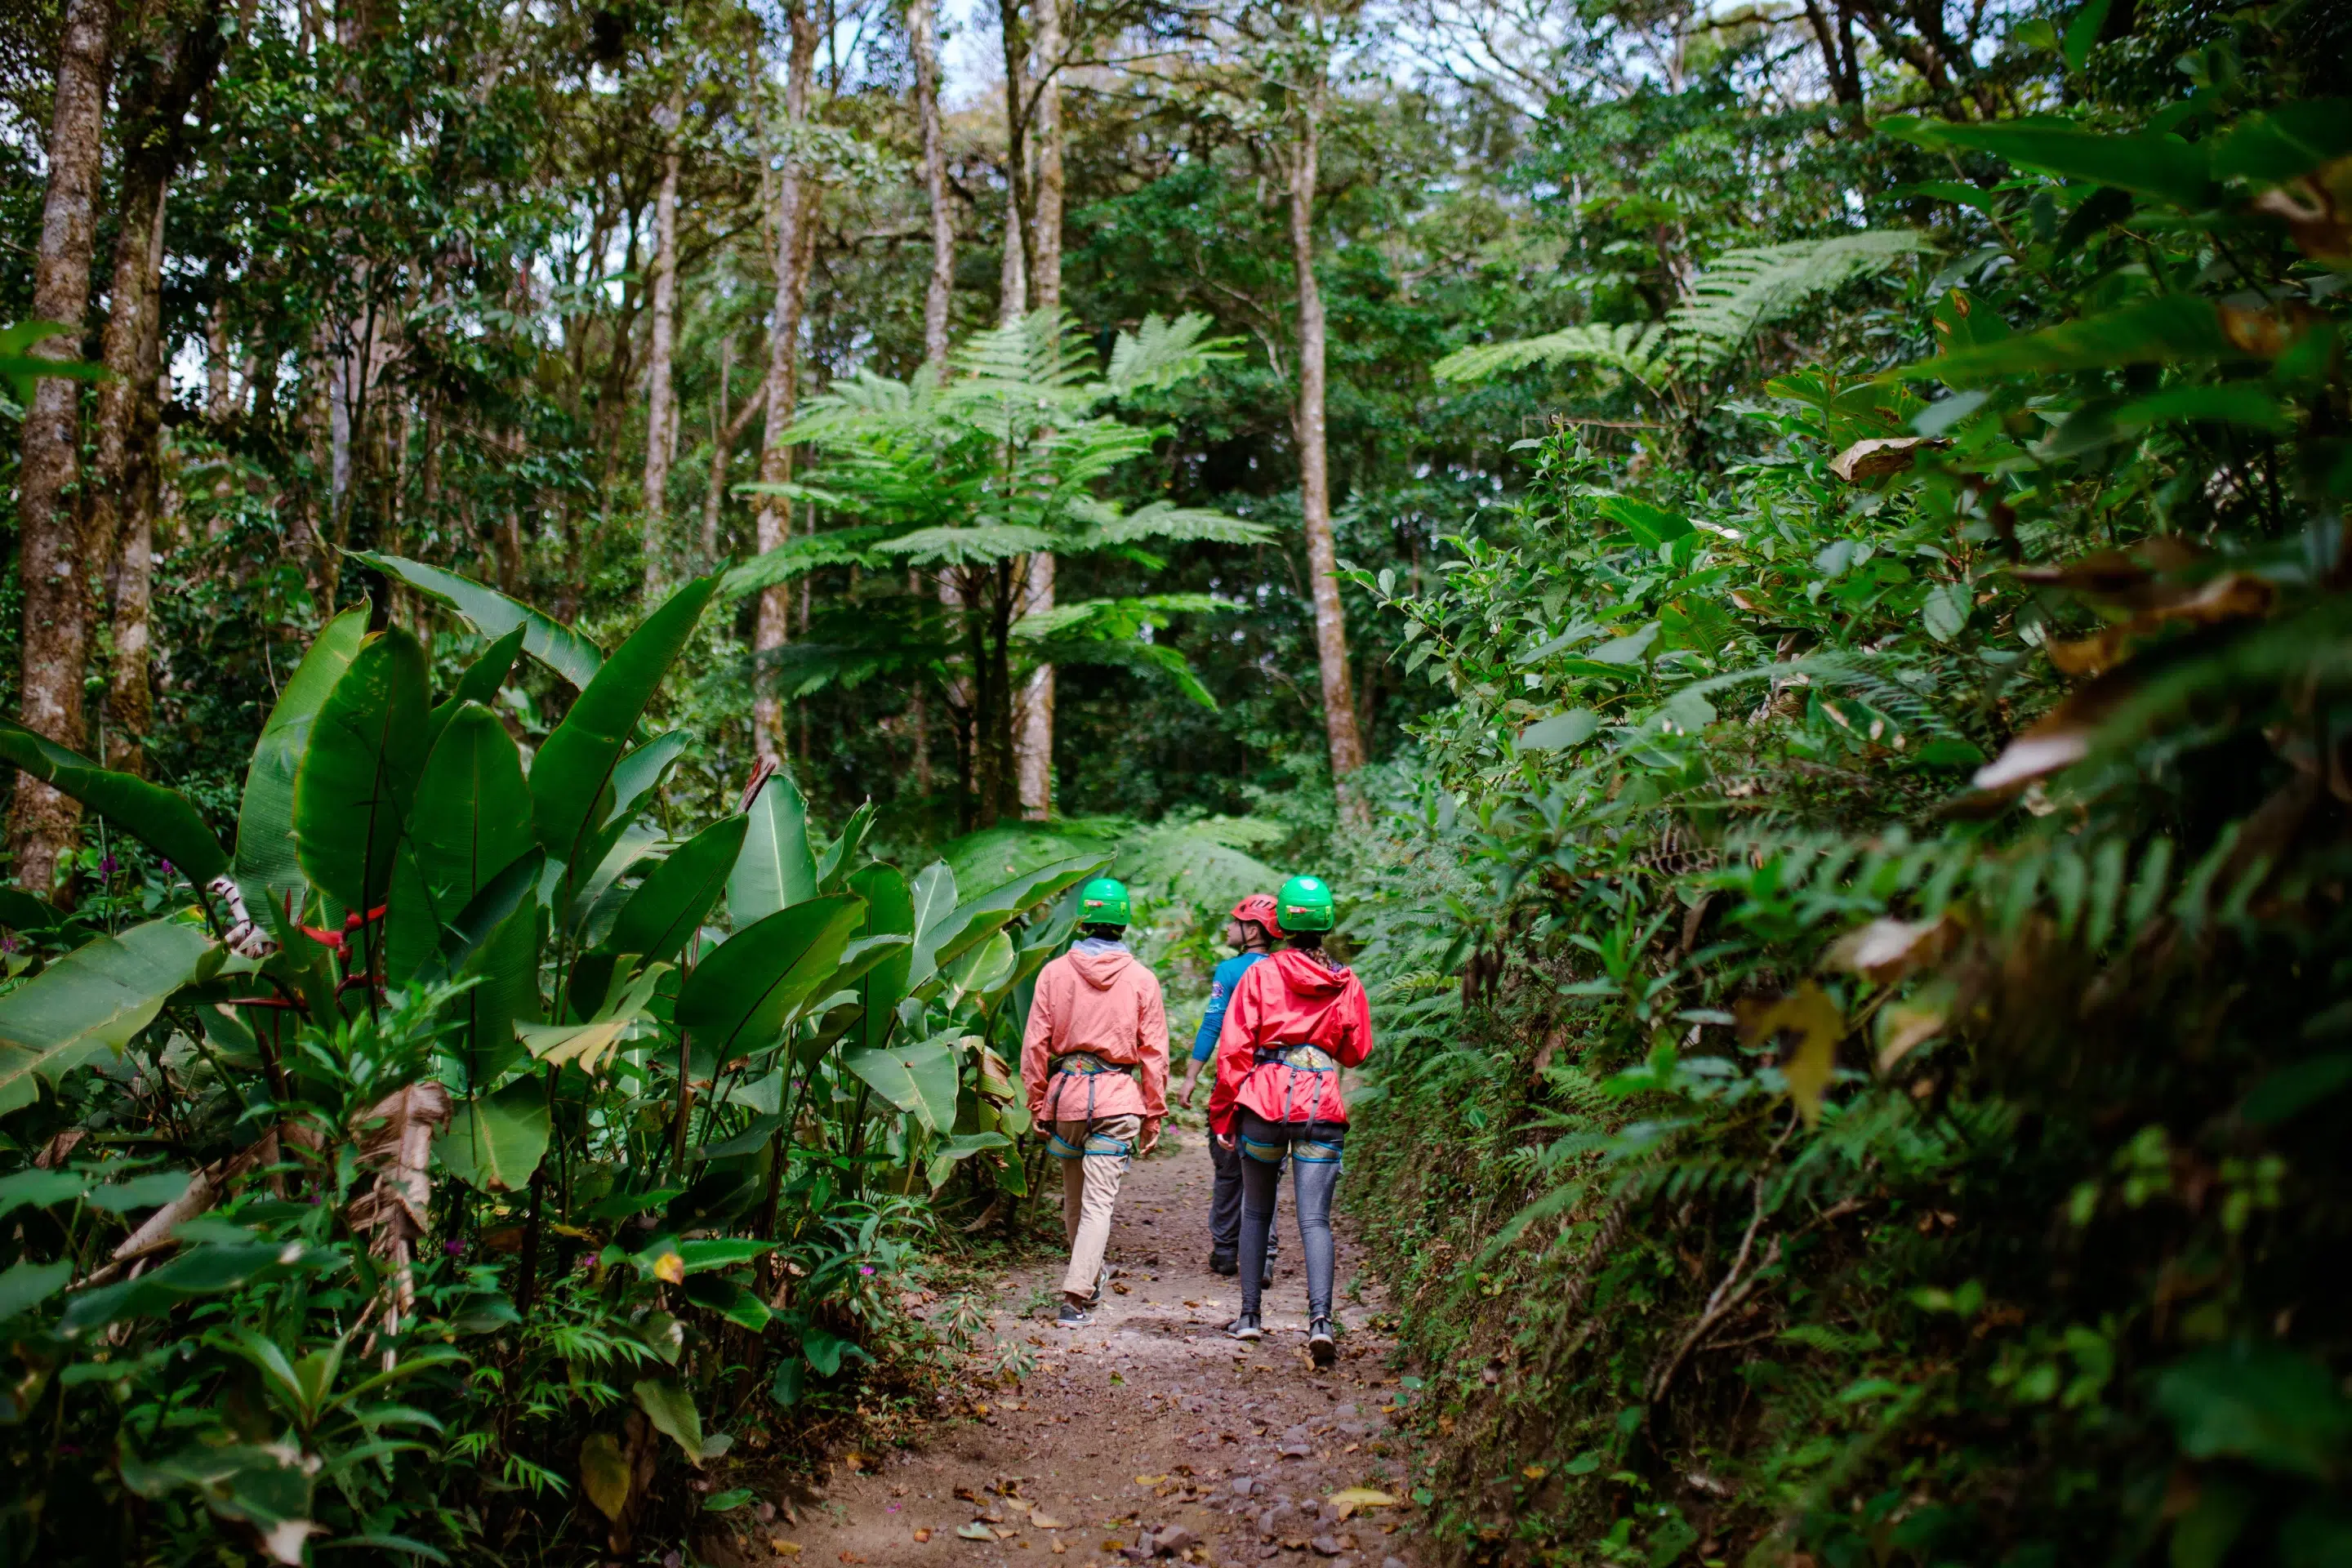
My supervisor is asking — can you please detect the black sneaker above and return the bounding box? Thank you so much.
[1223,1312,1263,1342]
[1209,1250,1238,1276]
[1058,1300,1093,1327]
[1307,1317,1336,1366]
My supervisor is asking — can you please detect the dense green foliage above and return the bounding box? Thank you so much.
[1339,10,2352,1564]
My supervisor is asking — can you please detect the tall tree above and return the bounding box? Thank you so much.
[643,90,685,599]
[752,1,823,762]
[1012,0,1067,817]
[910,0,955,371]
[8,0,114,891]
[1281,6,1367,816]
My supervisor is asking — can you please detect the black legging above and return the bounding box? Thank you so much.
[1236,1109,1345,1321]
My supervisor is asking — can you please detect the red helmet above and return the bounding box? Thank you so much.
[1231,893,1281,933]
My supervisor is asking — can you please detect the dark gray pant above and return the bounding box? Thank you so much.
[1209,1129,1278,1261]
[1237,1111,1343,1321]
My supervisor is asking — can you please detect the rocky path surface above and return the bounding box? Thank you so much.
[765,1125,1420,1568]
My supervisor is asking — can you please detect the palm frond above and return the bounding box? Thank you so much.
[1026,637,1218,710]
[1015,594,1234,643]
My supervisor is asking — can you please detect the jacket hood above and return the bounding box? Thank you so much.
[1272,947,1352,997]
[1068,947,1137,990]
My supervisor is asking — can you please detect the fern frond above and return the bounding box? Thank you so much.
[1432,322,1674,386]
[1080,501,1275,550]
[1101,312,1240,397]
[875,523,1056,566]
[1669,230,1936,373]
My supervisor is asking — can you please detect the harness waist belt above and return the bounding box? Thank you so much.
[1253,1043,1339,1071]
[1051,1051,1142,1081]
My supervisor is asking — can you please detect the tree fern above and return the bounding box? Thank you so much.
[1433,231,1932,387]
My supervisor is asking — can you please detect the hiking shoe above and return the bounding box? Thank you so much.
[1086,1264,1111,1304]
[1308,1317,1337,1366]
[1209,1250,1239,1277]
[1058,1300,1094,1327]
[1224,1312,1263,1342]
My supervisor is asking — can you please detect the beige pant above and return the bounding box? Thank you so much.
[1054,1114,1141,1301]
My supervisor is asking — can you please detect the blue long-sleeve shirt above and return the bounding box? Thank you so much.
[1192,950,1271,1062]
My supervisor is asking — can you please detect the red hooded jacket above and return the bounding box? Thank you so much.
[1207,948,1374,1136]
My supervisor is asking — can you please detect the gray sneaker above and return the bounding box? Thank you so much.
[1224,1312,1263,1342]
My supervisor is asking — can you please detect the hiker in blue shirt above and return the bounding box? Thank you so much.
[1178,894,1281,1276]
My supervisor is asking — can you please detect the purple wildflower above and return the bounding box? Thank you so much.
[99,854,118,875]
[444,1238,466,1258]
[158,860,173,875]
[859,1265,875,1276]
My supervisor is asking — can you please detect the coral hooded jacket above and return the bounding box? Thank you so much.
[1207,948,1374,1137]
[1020,942,1170,1125]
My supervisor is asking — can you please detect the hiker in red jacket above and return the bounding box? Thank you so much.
[1205,875,1371,1366]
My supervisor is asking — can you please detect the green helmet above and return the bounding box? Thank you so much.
[1276,874,1336,933]
[1077,876,1132,927]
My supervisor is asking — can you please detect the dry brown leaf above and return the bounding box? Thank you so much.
[1877,997,1950,1073]
[1029,1512,1067,1530]
[1829,435,1945,483]
[1823,915,1957,985]
[1736,982,1845,1125]
[2250,158,2352,265]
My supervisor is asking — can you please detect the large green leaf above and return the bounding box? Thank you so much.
[424,623,528,756]
[410,704,536,917]
[1899,296,2239,385]
[728,771,817,923]
[532,577,715,873]
[675,893,864,1062]
[0,920,219,1115]
[814,802,877,893]
[436,1076,550,1192]
[294,626,431,915]
[848,863,914,1055]
[840,1035,962,1134]
[1882,117,2214,207]
[0,723,228,885]
[235,607,370,940]
[418,851,546,1092]
[352,552,604,690]
[924,1130,1013,1192]
[918,853,1113,990]
[905,861,960,986]
[563,733,693,933]
[605,814,748,968]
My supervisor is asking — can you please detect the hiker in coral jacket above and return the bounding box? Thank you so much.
[1021,876,1170,1328]
[1178,893,1281,1279]
[1206,875,1371,1367]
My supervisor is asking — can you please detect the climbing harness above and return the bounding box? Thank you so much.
[1240,1043,1345,1165]
[1045,1051,1142,1160]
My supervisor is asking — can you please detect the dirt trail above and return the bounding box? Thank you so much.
[764,1125,1420,1568]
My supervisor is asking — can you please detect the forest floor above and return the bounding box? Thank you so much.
[760,1125,1423,1568]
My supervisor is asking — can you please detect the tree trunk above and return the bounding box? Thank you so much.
[8,0,112,893]
[752,3,822,763]
[1012,0,1063,820]
[91,178,168,684]
[910,0,955,372]
[641,93,684,601]
[1287,86,1368,817]
[107,184,173,777]
[703,341,763,564]
[994,0,1036,317]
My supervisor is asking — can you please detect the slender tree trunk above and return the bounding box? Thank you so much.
[1287,86,1368,817]
[8,0,112,893]
[911,0,955,372]
[995,0,1034,314]
[1011,0,1064,820]
[107,185,173,777]
[752,2,821,762]
[641,93,684,601]
[91,179,169,670]
[207,299,234,420]
[704,343,764,564]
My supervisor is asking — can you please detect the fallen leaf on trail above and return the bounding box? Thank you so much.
[1326,1487,1399,1521]
[1030,1512,1067,1530]
[911,1529,931,1543]
[1521,1464,1548,1481]
[1112,1282,1130,1294]
[839,1555,865,1564]
[1878,987,1952,1072]
[1133,1475,1166,1486]
[957,1523,998,1541]
[769,1540,800,1556]
[954,1486,981,1503]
